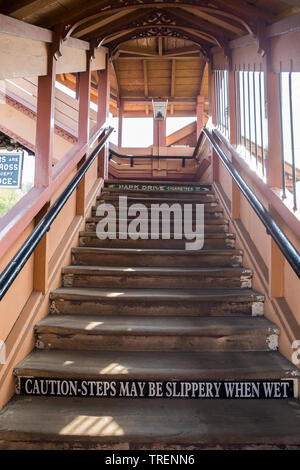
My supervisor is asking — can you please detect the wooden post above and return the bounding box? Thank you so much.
[76,158,86,216]
[231,180,240,220]
[97,55,110,179]
[228,70,237,147]
[118,101,123,148]
[228,70,240,219]
[266,72,283,189]
[97,55,110,126]
[78,61,91,144]
[98,144,109,179]
[153,120,166,148]
[268,205,284,299]
[212,148,219,182]
[269,238,284,299]
[196,95,204,139]
[33,202,50,293]
[35,51,56,187]
[210,67,216,126]
[76,53,92,215]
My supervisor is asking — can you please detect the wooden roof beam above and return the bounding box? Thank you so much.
[81,9,153,41]
[119,45,158,57]
[120,97,196,104]
[104,26,212,54]
[170,8,237,40]
[73,10,137,38]
[182,7,245,36]
[44,2,268,38]
[118,55,204,60]
[163,46,201,57]
[42,1,273,32]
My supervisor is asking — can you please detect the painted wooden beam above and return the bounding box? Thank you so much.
[118,101,124,148]
[78,56,91,144]
[0,14,107,79]
[34,52,56,187]
[196,95,204,139]
[171,59,176,98]
[143,60,149,98]
[97,56,110,126]
[33,201,50,294]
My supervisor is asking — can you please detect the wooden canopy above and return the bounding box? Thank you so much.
[1,0,299,117]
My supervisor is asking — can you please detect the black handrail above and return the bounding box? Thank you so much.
[192,129,205,159]
[201,127,300,278]
[109,148,195,168]
[0,126,114,300]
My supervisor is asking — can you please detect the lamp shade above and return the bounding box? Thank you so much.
[152,100,168,120]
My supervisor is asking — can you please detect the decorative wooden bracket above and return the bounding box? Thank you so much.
[88,38,100,61]
[223,40,232,71]
[256,20,267,57]
[52,23,66,60]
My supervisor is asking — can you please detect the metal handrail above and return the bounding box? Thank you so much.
[0,126,114,300]
[109,148,195,168]
[201,127,300,278]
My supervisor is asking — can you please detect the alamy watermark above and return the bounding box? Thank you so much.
[95,196,204,250]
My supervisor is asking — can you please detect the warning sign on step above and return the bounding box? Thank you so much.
[19,378,295,399]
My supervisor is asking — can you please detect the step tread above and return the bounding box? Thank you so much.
[50,286,264,301]
[79,231,235,238]
[86,216,229,224]
[15,349,299,380]
[106,179,212,188]
[99,193,217,199]
[71,247,242,255]
[62,266,252,276]
[36,314,277,336]
[1,396,300,447]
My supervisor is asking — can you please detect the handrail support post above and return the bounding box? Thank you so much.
[33,202,50,294]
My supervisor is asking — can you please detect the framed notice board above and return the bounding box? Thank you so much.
[0,152,24,189]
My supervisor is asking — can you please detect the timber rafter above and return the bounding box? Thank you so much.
[54,1,262,48]
[84,9,230,52]
[108,28,211,59]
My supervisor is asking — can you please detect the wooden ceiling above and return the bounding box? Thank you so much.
[1,0,299,117]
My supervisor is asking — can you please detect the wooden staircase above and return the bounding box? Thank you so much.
[0,180,300,450]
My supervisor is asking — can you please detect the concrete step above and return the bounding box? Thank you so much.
[71,247,243,268]
[91,205,224,217]
[1,396,300,449]
[79,231,235,249]
[61,266,252,289]
[35,315,277,352]
[97,195,218,205]
[85,216,229,233]
[102,188,215,199]
[15,349,299,382]
[49,287,264,317]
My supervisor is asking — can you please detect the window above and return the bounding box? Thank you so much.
[279,72,300,210]
[234,69,267,179]
[214,70,229,139]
